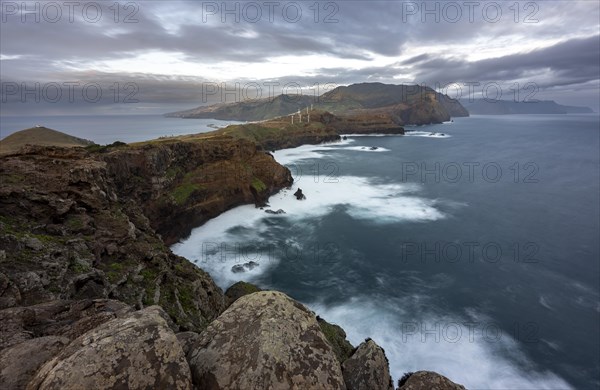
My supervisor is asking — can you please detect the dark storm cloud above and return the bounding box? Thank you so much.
[1,1,599,113]
[412,35,600,88]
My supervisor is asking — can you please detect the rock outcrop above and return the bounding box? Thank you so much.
[342,339,394,390]
[186,291,347,389]
[26,305,192,390]
[0,299,133,389]
[397,371,466,390]
[0,136,293,330]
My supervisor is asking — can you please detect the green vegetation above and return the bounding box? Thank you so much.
[140,267,158,282]
[69,262,91,274]
[171,182,202,205]
[166,166,183,179]
[317,318,354,363]
[2,173,26,184]
[177,285,195,313]
[251,177,267,192]
[65,215,84,231]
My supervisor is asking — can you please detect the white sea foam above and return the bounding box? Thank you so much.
[341,146,391,152]
[340,133,405,137]
[539,295,554,311]
[172,175,445,287]
[173,141,447,287]
[309,297,574,390]
[404,131,451,138]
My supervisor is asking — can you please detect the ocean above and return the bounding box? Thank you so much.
[0,115,242,144]
[171,114,600,389]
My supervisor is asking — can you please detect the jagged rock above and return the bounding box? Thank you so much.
[370,146,379,151]
[0,147,226,330]
[317,316,354,363]
[0,299,132,351]
[342,338,394,390]
[294,188,306,200]
[397,371,466,390]
[176,331,201,357]
[27,306,192,390]
[224,281,262,307]
[244,261,259,270]
[187,291,346,389]
[0,336,69,390]
[23,237,43,251]
[230,261,260,273]
[265,208,286,214]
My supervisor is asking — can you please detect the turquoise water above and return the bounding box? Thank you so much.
[173,114,600,389]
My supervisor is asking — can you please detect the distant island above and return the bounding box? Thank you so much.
[461,99,594,115]
[166,82,469,126]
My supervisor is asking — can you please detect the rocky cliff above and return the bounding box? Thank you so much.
[0,133,465,389]
[166,82,469,126]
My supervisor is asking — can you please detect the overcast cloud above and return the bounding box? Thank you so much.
[0,0,599,115]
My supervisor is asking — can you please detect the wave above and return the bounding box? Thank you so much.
[309,296,574,390]
[404,131,451,138]
[172,175,445,288]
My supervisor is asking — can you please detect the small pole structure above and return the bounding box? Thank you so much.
[291,115,294,124]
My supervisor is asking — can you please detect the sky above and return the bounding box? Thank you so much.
[0,0,599,115]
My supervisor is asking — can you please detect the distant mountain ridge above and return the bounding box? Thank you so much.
[166,82,469,125]
[462,99,594,115]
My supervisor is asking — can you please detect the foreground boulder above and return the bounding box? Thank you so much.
[397,371,466,390]
[0,336,69,390]
[187,291,346,389]
[342,338,394,390]
[26,306,192,390]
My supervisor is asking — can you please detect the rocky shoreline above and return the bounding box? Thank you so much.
[0,126,466,388]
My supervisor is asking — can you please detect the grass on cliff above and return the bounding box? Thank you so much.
[171,183,203,205]
[251,177,267,192]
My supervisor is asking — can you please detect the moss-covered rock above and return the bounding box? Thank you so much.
[224,281,262,307]
[317,316,355,363]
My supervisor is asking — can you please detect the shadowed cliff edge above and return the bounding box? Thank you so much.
[0,120,466,389]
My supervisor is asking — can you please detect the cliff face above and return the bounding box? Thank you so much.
[101,137,292,244]
[0,137,290,331]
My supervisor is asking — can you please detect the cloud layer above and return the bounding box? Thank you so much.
[1,0,598,114]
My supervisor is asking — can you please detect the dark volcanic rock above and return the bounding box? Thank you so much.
[294,188,306,200]
[342,338,394,390]
[0,144,249,330]
[187,291,346,389]
[0,299,132,351]
[265,208,286,214]
[230,261,259,273]
[397,371,466,390]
